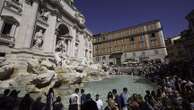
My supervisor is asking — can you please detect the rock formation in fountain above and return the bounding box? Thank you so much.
[0,56,109,95]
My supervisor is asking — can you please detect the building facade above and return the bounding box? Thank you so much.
[93,20,167,65]
[165,36,188,62]
[165,9,194,63]
[0,0,93,63]
[184,9,194,61]
[186,9,194,34]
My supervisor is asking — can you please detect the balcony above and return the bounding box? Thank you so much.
[0,34,15,47]
[4,0,23,14]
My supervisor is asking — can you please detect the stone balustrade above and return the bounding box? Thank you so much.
[0,34,15,47]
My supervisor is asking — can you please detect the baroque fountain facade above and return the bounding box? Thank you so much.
[0,0,109,94]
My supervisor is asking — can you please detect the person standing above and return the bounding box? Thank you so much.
[105,92,119,110]
[19,93,33,110]
[69,88,80,110]
[80,89,86,104]
[95,94,103,110]
[44,88,55,110]
[53,96,64,110]
[112,89,121,109]
[80,89,87,110]
[82,94,98,110]
[31,97,44,110]
[120,88,129,110]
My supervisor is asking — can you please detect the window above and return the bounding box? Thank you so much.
[85,49,88,57]
[140,34,145,41]
[130,42,135,49]
[1,23,13,35]
[140,42,145,48]
[150,40,157,47]
[130,37,134,41]
[140,34,145,48]
[151,33,156,37]
[0,53,5,57]
[74,43,79,57]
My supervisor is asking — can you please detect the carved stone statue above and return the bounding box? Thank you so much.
[56,38,66,53]
[55,38,69,66]
[54,50,67,67]
[33,29,44,48]
[40,9,50,21]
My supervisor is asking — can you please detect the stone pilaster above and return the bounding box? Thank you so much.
[159,30,166,47]
[144,26,150,49]
[15,1,39,48]
[43,15,57,53]
[69,27,76,57]
[0,18,4,33]
[69,39,74,57]
[10,25,16,36]
[67,40,71,56]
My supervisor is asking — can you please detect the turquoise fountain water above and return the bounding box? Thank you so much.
[60,75,156,109]
[83,75,156,103]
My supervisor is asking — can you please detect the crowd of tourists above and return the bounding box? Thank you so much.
[67,61,194,110]
[68,80,194,110]
[0,88,64,110]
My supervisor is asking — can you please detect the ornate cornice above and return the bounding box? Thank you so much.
[40,0,85,29]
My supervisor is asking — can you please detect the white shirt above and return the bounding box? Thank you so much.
[69,93,80,105]
[96,99,103,110]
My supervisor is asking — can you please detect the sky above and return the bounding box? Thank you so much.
[75,0,194,38]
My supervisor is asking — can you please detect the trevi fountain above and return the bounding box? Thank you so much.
[0,0,155,108]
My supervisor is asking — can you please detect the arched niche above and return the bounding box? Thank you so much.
[55,23,72,53]
[0,15,20,47]
[56,23,69,36]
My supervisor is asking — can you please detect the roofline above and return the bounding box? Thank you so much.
[94,20,161,36]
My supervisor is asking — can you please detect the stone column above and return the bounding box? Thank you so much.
[0,19,4,33]
[67,40,71,56]
[68,26,75,58]
[69,39,74,57]
[43,14,57,53]
[10,25,16,37]
[145,34,150,48]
